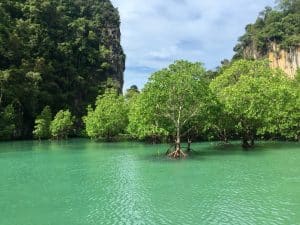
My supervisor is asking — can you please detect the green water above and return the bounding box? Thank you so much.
[0,140,299,225]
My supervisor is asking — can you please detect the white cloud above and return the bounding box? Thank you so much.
[111,0,275,90]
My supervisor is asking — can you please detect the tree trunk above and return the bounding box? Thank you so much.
[242,138,251,149]
[242,136,255,149]
[168,126,186,158]
[175,126,181,151]
[250,137,255,147]
[187,138,192,152]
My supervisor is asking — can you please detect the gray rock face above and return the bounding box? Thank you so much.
[103,25,126,92]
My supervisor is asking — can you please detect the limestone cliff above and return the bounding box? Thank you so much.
[237,42,300,78]
[102,25,126,91]
[268,43,300,78]
[241,43,264,60]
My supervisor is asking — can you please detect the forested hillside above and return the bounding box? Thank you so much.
[0,0,125,140]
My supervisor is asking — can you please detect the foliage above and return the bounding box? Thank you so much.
[262,77,300,140]
[0,0,124,140]
[33,106,52,140]
[127,60,212,145]
[125,85,140,100]
[83,90,128,140]
[277,0,300,12]
[50,109,74,139]
[127,92,169,141]
[203,98,236,143]
[210,59,299,146]
[0,104,16,140]
[295,69,300,82]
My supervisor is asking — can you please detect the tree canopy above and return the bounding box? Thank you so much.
[83,90,128,140]
[50,109,74,139]
[33,106,52,140]
[210,59,300,147]
[128,60,212,157]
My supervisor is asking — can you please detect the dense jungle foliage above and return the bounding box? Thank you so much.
[0,0,125,139]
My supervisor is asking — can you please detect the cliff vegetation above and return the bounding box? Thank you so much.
[233,0,300,77]
[0,0,125,139]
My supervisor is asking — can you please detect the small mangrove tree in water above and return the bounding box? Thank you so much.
[127,60,213,158]
[83,90,128,140]
[33,106,52,140]
[50,110,74,139]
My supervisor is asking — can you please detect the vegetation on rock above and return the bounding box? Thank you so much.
[0,0,125,140]
[234,0,300,58]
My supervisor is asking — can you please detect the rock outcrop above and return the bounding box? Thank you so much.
[237,42,300,78]
[268,43,300,78]
[102,25,126,91]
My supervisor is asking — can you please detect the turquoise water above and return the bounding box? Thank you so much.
[0,140,299,225]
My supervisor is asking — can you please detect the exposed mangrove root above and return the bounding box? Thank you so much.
[165,144,176,155]
[168,149,187,158]
[180,146,196,152]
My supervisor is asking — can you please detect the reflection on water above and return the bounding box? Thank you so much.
[0,140,299,225]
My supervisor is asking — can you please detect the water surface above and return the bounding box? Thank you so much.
[0,140,299,225]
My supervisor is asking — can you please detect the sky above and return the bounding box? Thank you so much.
[110,0,275,90]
